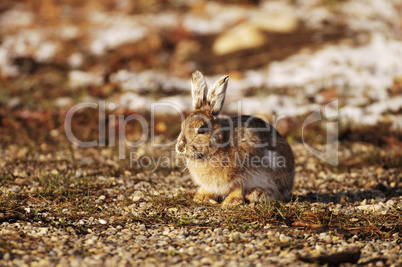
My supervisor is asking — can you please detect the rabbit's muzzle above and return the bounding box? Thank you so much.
[176,134,208,160]
[176,141,186,154]
[176,138,186,154]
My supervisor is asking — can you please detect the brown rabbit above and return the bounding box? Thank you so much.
[176,71,294,207]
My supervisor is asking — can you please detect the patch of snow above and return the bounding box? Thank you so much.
[0,29,59,76]
[155,96,192,114]
[266,34,402,102]
[68,70,103,89]
[183,2,245,35]
[58,25,80,40]
[88,13,148,55]
[34,41,58,62]
[368,96,402,116]
[118,93,152,111]
[0,8,34,33]
[54,97,73,107]
[339,0,400,35]
[138,13,179,30]
[293,0,401,36]
[225,95,312,117]
[68,53,84,68]
[110,70,189,93]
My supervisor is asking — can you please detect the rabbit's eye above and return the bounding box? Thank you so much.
[197,125,210,134]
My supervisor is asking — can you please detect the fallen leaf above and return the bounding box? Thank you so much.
[291,220,321,229]
[297,247,361,266]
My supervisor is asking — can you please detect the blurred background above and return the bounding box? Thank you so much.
[0,0,401,156]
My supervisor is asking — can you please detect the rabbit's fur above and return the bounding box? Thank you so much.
[176,71,294,207]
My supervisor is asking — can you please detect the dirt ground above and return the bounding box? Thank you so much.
[0,110,401,266]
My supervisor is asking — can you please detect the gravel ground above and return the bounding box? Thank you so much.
[0,0,401,266]
[1,139,401,266]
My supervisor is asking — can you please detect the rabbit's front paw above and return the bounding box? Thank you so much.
[222,196,243,208]
[222,188,244,208]
[193,188,217,204]
[245,188,272,203]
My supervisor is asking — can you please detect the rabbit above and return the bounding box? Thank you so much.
[176,71,294,207]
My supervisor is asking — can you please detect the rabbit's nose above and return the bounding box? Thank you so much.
[176,141,186,154]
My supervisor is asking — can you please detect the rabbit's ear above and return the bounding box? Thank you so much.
[191,70,208,110]
[207,75,229,116]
